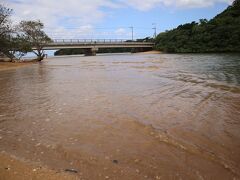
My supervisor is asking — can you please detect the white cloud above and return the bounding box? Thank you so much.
[3,0,119,27]
[115,28,127,35]
[45,25,95,39]
[2,0,122,39]
[121,0,233,11]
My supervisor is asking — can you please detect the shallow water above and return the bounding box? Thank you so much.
[0,53,240,179]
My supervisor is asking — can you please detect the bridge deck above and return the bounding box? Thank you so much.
[41,39,154,50]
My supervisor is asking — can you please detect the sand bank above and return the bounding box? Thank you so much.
[137,50,162,54]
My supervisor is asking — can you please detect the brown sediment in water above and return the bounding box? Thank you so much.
[0,54,239,179]
[0,61,36,71]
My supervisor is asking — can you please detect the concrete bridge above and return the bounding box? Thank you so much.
[42,39,155,56]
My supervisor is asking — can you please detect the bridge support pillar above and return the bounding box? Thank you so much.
[84,47,98,56]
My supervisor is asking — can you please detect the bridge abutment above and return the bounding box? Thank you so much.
[84,47,98,56]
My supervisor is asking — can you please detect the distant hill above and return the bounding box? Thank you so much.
[155,0,240,53]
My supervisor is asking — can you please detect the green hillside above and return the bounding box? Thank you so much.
[155,0,240,53]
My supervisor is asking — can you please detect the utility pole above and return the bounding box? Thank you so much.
[152,23,157,38]
[129,26,133,41]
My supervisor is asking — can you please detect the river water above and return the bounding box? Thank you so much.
[0,53,240,179]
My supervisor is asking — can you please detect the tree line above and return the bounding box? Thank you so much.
[0,4,51,61]
[155,0,240,53]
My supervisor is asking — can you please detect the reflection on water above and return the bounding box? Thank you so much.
[0,53,240,179]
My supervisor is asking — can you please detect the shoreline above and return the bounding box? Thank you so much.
[136,50,162,54]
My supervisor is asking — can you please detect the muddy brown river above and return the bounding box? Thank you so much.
[0,53,240,179]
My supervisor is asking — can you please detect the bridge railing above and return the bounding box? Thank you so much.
[52,39,129,43]
[49,39,154,45]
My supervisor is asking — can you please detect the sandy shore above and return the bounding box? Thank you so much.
[0,153,77,180]
[137,50,162,54]
[0,62,36,71]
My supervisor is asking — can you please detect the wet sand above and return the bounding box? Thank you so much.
[0,54,240,179]
[137,51,162,54]
[0,153,77,180]
[1,119,236,180]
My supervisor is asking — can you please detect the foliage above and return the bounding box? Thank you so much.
[0,4,12,38]
[0,4,30,61]
[8,35,32,60]
[18,20,52,61]
[155,0,240,53]
[0,4,50,61]
[0,4,13,60]
[136,37,154,42]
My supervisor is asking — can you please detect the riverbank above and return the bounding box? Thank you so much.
[136,50,162,54]
[0,61,36,71]
[0,153,76,180]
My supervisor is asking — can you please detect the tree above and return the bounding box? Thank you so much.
[0,4,12,38]
[0,4,13,59]
[9,34,32,60]
[232,0,240,7]
[19,20,52,61]
[199,19,208,25]
[0,4,31,61]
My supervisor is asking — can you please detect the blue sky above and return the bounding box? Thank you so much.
[99,3,229,38]
[4,0,232,40]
